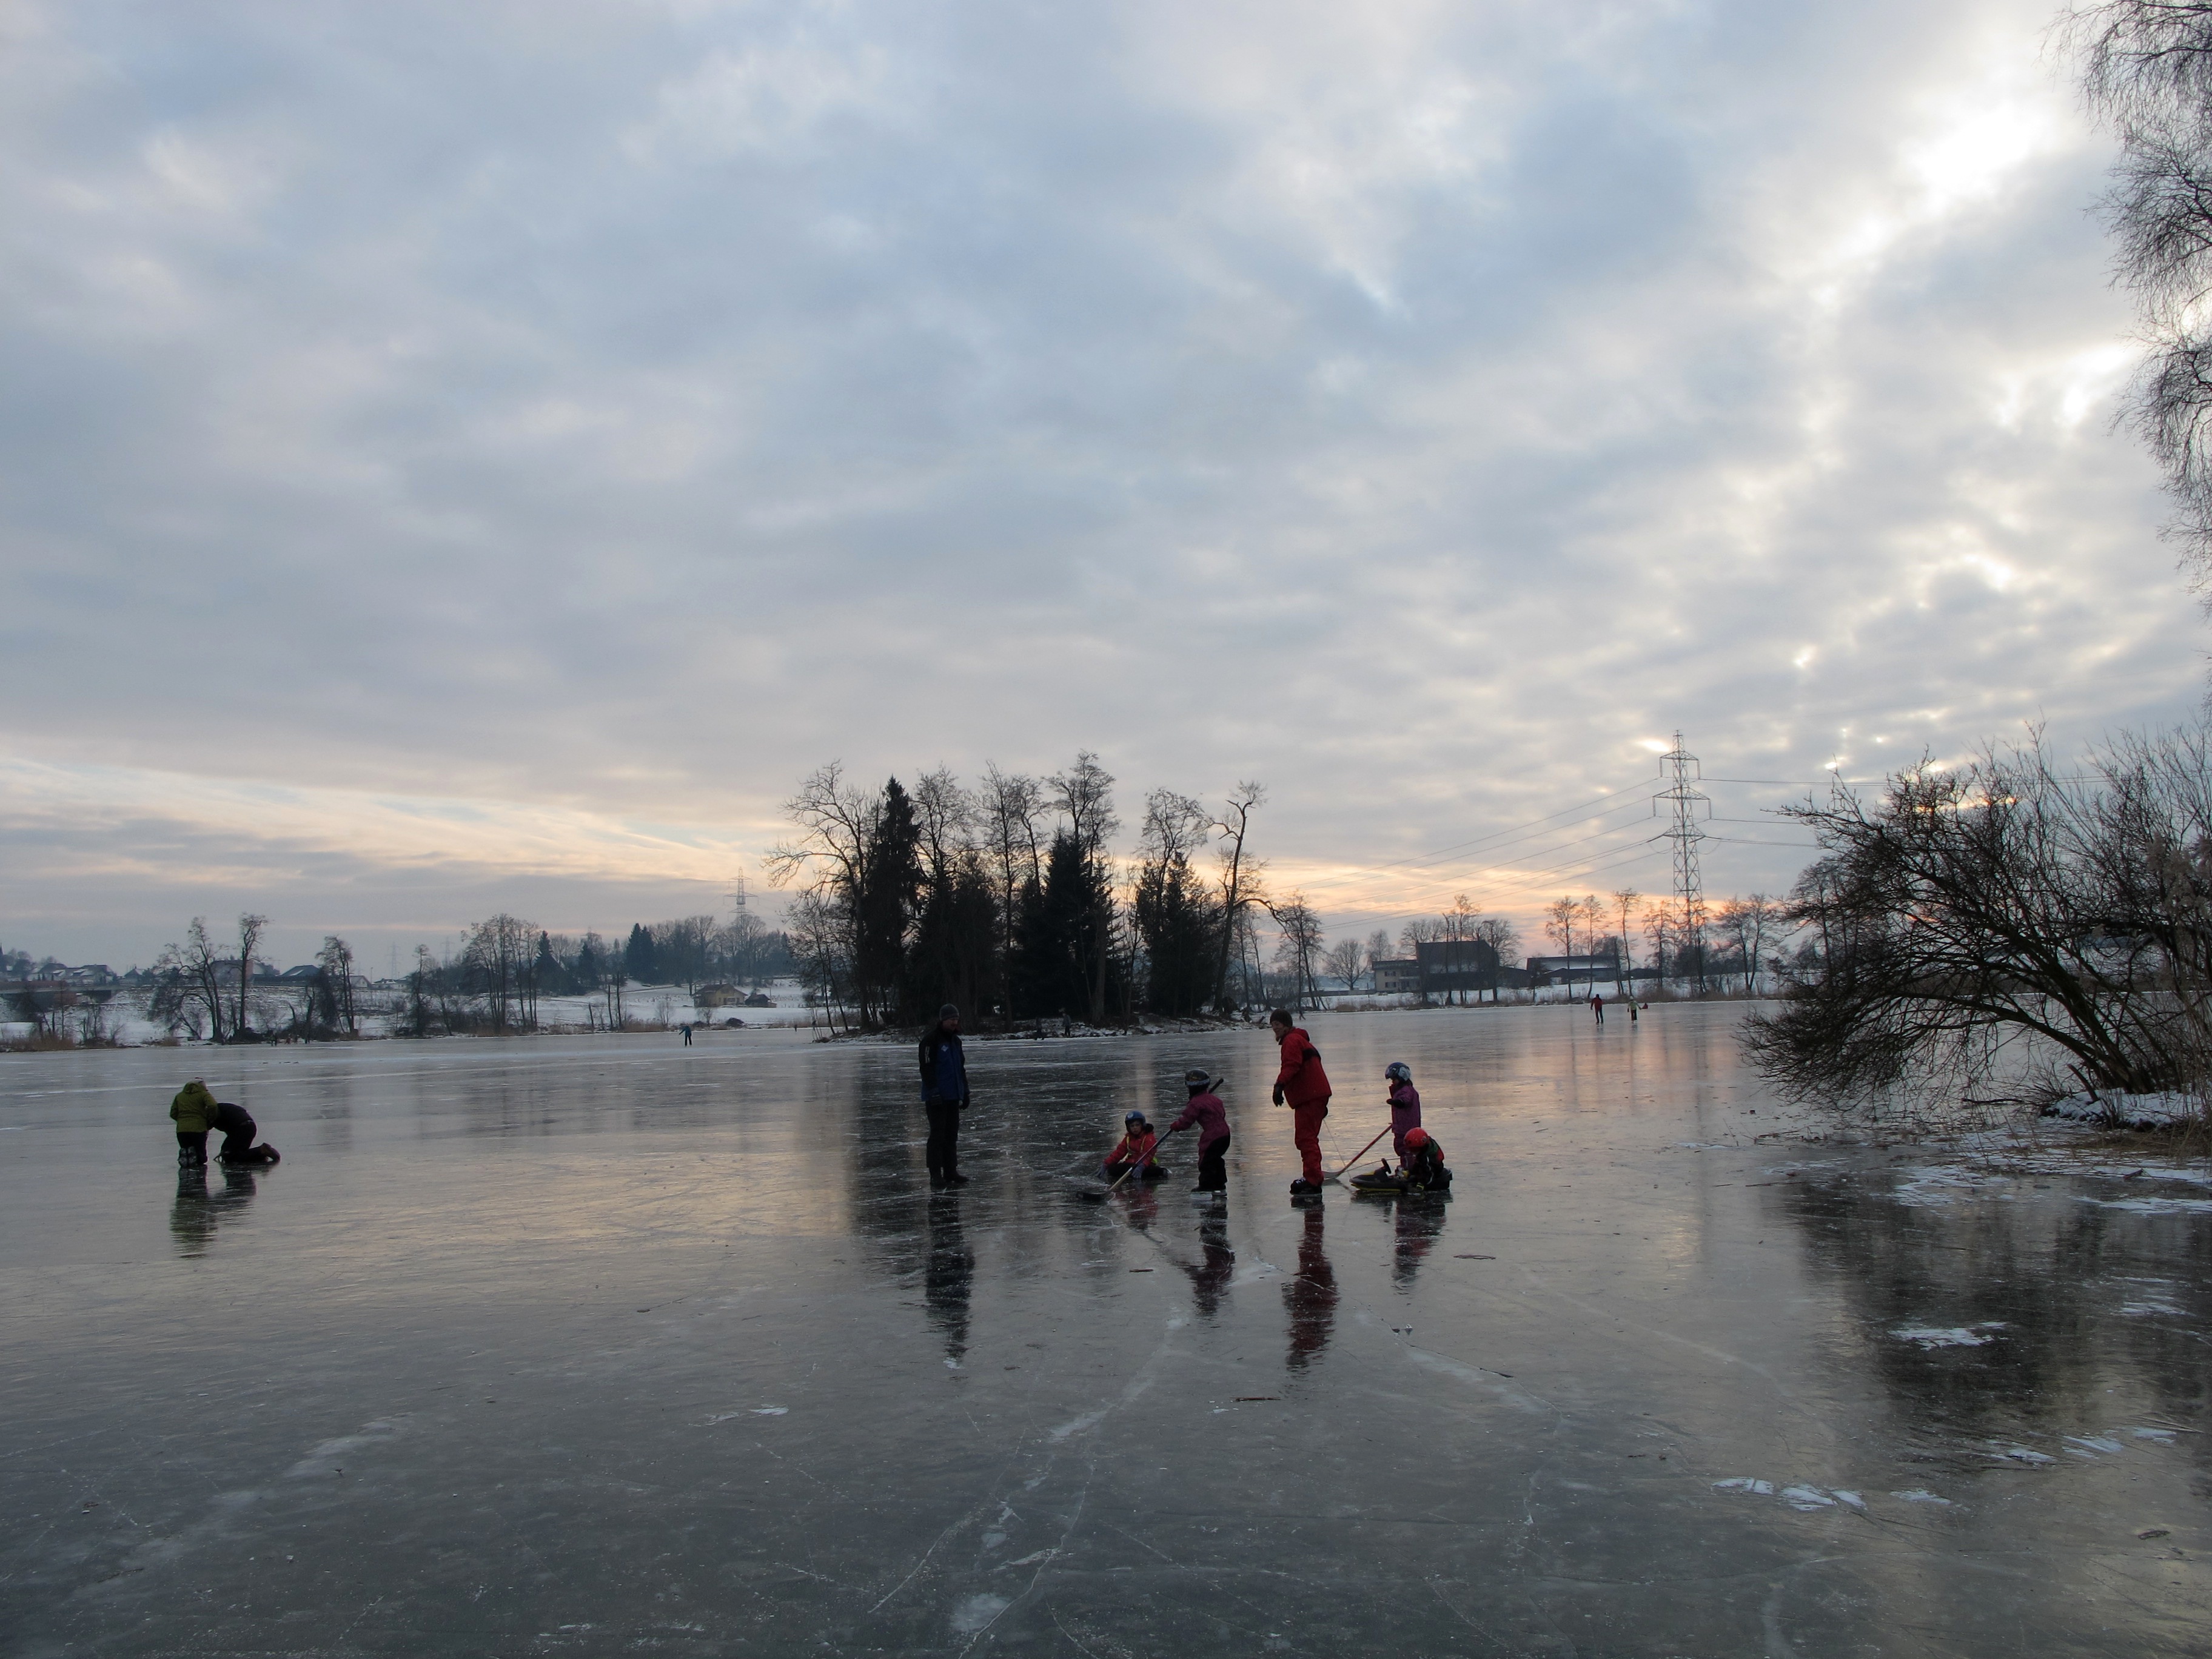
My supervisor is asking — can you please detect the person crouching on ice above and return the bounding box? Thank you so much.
[170,1079,218,1167]
[1384,1062,1421,1168]
[212,1099,279,1166]
[1400,1127,1450,1192]
[1167,1070,1231,1198]
[1103,1111,1167,1181]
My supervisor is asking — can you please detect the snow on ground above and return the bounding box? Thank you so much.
[2045,1090,2205,1130]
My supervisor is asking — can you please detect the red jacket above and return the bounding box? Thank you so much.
[1107,1128,1159,1168]
[1275,1027,1332,1108]
[1168,1092,1229,1148]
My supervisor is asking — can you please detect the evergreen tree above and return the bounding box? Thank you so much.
[1006,871,1053,1020]
[853,778,924,1025]
[625,922,660,985]
[908,852,1000,1022]
[532,931,563,997]
[1028,831,1108,1021]
[1135,855,1221,1016]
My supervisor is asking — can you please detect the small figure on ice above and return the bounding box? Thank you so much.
[170,1079,280,1168]
[1384,1061,1421,1166]
[1270,1008,1332,1198]
[1102,1111,1168,1182]
[1590,993,1604,1024]
[1167,1070,1231,1199]
[1350,1127,1451,1195]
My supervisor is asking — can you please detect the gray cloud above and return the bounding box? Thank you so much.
[0,0,2199,964]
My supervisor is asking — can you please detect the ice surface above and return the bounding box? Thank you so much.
[3,1005,2208,1655]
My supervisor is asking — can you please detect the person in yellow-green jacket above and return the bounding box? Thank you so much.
[170,1080,279,1168]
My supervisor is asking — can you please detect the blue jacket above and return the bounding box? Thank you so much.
[919,1028,969,1106]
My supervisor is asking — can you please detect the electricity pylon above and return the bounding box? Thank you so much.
[1654,731,1710,991]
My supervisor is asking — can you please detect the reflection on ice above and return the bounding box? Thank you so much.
[1,1006,2207,1656]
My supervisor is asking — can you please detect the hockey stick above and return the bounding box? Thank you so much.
[1079,1127,1182,1201]
[1323,1125,1393,1185]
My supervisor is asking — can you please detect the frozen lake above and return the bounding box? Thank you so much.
[3,1005,2207,1656]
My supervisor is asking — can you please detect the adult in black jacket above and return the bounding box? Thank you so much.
[918,1005,971,1189]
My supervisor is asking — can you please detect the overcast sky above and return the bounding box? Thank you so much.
[0,0,2199,970]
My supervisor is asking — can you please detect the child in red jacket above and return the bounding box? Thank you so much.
[1168,1070,1231,1197]
[1102,1111,1167,1181]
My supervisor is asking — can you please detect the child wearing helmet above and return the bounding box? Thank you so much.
[1384,1062,1421,1168]
[1102,1111,1167,1181]
[1167,1070,1232,1196]
[1400,1126,1450,1191]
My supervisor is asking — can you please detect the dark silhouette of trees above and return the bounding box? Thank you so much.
[1748,728,2212,1105]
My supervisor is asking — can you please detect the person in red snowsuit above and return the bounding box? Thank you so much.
[1167,1070,1232,1193]
[1270,1008,1332,1194]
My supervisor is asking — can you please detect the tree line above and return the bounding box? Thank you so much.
[138,909,794,1041]
[768,756,1279,1028]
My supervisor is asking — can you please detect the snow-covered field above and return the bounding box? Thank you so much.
[1,977,826,1047]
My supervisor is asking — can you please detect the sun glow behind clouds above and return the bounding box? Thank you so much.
[0,0,2199,964]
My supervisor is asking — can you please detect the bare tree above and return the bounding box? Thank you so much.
[1323,937,1366,991]
[1475,916,1520,1002]
[2070,2,2212,585]
[1544,896,1578,996]
[1643,903,1676,987]
[913,767,976,886]
[1577,894,1607,995]
[1748,728,2212,1105]
[235,913,267,1039]
[153,916,232,1042]
[1267,893,1326,1010]
[1366,928,1393,972]
[317,934,357,1034]
[981,763,1045,971]
[1612,888,1641,992]
[1210,782,1267,1011]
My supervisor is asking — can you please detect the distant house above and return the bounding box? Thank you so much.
[1415,939,1510,997]
[1524,953,1622,988]
[1372,958,1422,995]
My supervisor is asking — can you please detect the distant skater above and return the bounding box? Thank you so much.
[1168,1070,1231,1197]
[1590,993,1604,1024]
[919,1004,971,1190]
[1384,1062,1421,1167]
[681,1022,693,1046]
[1629,1000,1638,1024]
[1270,1009,1332,1197]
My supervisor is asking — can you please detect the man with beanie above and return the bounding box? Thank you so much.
[919,1004,971,1190]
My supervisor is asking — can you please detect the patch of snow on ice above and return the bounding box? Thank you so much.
[2065,1436,2123,1455]
[1893,1167,2008,1207]
[1780,1486,1836,1510]
[1891,1324,2004,1349]
[1712,1477,1774,1495]
[1891,1489,1952,1504]
[2086,1195,2212,1216]
[2130,1427,2177,1441]
[1832,1490,1864,1509]
[1988,1444,2056,1464]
